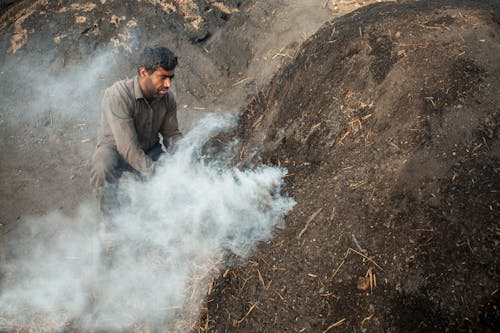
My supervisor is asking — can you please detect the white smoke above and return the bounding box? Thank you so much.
[1,48,117,124]
[0,113,295,332]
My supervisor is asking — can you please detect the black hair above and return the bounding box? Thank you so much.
[137,46,178,74]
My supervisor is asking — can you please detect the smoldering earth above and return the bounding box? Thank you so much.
[0,48,295,331]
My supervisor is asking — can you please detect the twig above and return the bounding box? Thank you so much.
[272,52,293,60]
[233,77,253,87]
[368,188,375,202]
[297,208,323,239]
[331,247,384,281]
[398,42,429,48]
[271,47,286,59]
[239,145,246,161]
[257,269,265,289]
[236,302,258,324]
[338,129,351,144]
[361,313,375,327]
[266,279,273,290]
[322,318,346,333]
[418,24,448,31]
[330,207,336,220]
[331,259,345,280]
[348,247,384,271]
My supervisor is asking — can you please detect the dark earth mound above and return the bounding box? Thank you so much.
[206,1,500,332]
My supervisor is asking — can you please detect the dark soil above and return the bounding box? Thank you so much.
[206,1,500,332]
[1,0,499,332]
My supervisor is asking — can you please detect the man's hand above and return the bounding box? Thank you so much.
[150,162,157,176]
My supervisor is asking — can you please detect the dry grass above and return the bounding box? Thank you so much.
[212,2,238,15]
[146,0,202,30]
[327,0,396,15]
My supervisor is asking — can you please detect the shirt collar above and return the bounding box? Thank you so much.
[133,75,145,100]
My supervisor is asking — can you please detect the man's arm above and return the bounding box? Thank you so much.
[102,89,155,174]
[159,93,183,150]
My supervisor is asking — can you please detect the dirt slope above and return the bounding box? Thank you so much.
[206,1,500,332]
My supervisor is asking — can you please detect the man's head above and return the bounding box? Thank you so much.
[137,46,178,99]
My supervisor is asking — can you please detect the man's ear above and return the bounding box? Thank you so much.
[139,67,149,78]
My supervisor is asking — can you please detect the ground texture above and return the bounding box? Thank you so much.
[0,0,499,332]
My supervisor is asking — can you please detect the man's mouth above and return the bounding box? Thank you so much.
[158,88,168,94]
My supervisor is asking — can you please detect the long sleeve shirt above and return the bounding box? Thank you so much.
[96,75,182,174]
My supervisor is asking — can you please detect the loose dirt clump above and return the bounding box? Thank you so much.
[205,1,500,332]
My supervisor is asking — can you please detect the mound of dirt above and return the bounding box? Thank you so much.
[207,1,500,332]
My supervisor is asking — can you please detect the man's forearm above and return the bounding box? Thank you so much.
[164,132,183,151]
[122,145,155,175]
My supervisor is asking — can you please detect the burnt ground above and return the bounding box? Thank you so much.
[1,0,500,332]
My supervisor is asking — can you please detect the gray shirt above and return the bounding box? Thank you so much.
[97,75,182,173]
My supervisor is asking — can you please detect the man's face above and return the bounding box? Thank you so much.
[139,66,175,99]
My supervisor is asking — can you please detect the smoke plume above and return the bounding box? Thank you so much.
[0,113,295,331]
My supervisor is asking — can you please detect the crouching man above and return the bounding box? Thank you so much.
[90,46,182,221]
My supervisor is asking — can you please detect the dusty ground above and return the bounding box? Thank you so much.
[1,0,499,332]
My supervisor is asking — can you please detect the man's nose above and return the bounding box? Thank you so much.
[164,78,172,88]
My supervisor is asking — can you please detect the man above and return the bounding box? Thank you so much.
[90,46,182,217]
